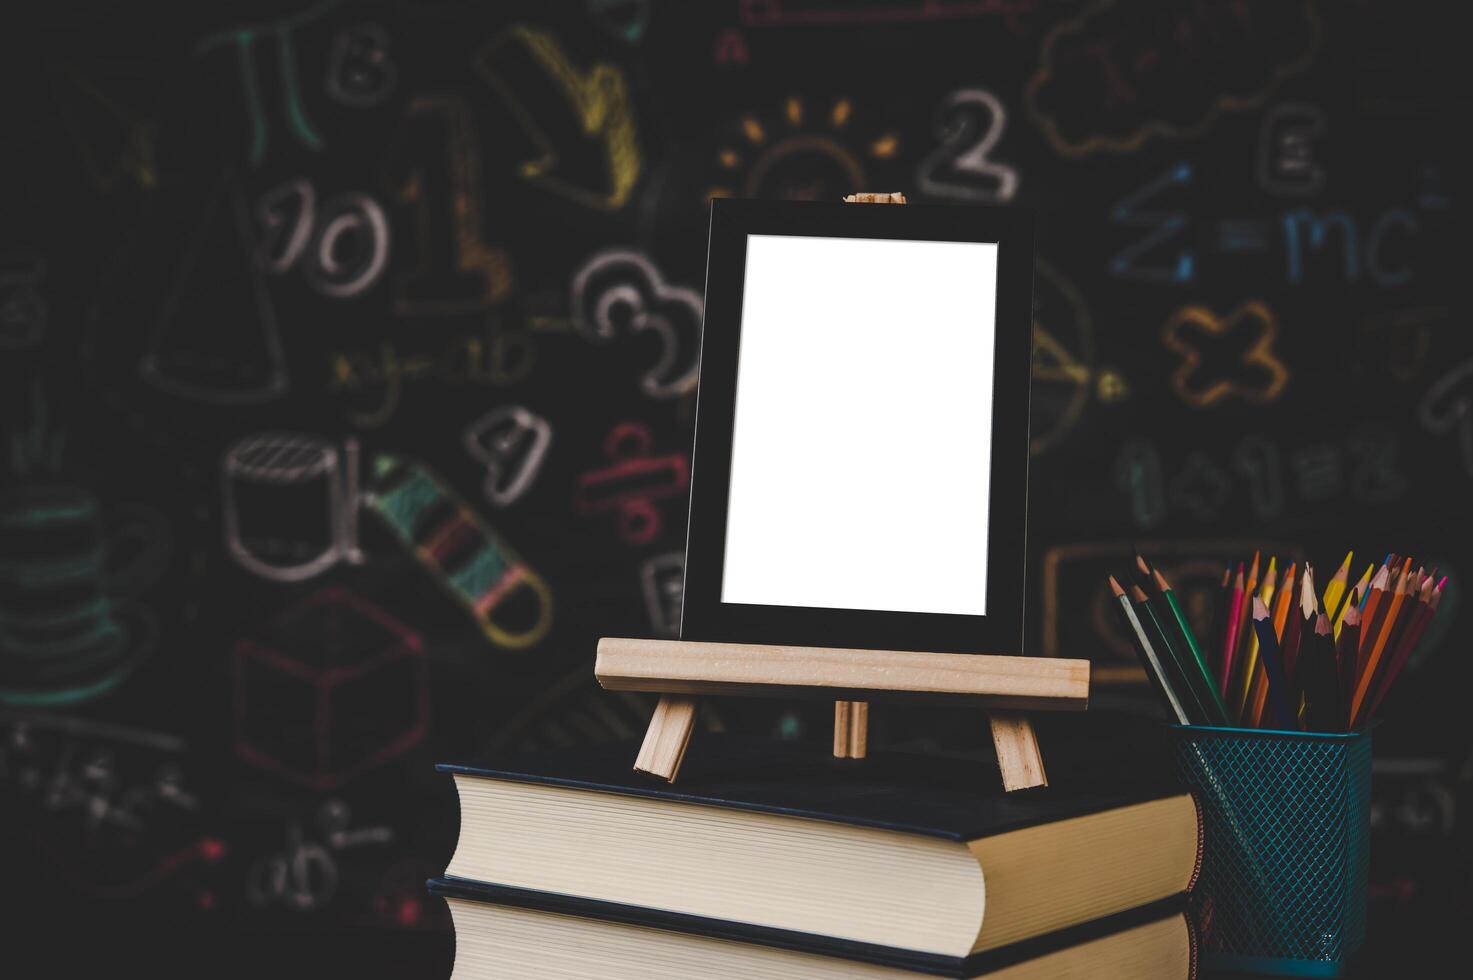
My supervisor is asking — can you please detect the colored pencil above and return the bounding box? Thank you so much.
[1289,563,1318,692]
[1132,584,1214,725]
[1362,577,1445,722]
[1220,563,1246,695]
[1303,613,1342,731]
[1110,576,1190,725]
[1279,564,1310,686]
[1232,557,1275,721]
[1247,562,1296,727]
[1335,599,1362,712]
[1251,597,1297,729]
[1321,551,1353,622]
[1336,563,1374,637]
[1351,564,1412,721]
[1153,568,1231,726]
[1356,565,1392,670]
[1232,552,1261,674]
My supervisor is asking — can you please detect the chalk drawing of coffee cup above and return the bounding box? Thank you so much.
[222,434,365,582]
[0,486,168,707]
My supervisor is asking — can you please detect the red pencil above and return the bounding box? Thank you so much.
[1361,577,1444,723]
[1220,563,1246,695]
[1356,565,1392,670]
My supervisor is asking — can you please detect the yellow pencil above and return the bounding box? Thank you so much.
[1321,551,1353,623]
[1233,557,1276,720]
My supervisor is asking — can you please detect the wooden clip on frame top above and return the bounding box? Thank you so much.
[597,192,1090,791]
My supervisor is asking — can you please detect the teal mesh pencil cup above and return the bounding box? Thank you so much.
[1169,725,1371,977]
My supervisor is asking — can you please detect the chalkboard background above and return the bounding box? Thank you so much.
[3,0,1469,973]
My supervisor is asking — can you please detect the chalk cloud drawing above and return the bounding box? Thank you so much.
[1026,0,1320,156]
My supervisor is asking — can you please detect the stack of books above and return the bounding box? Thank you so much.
[430,720,1201,978]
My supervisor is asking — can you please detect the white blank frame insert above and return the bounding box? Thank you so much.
[721,234,999,617]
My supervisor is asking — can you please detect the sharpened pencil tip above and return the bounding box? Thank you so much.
[1135,554,1151,576]
[1130,585,1148,603]
[1252,595,1270,618]
[1108,575,1125,597]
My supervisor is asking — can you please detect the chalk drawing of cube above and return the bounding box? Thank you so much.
[233,586,427,790]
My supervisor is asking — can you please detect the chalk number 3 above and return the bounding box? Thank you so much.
[917,88,1019,204]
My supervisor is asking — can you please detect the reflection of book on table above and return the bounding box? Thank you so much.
[433,720,1200,977]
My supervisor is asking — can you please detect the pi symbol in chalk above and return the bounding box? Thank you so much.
[575,423,689,545]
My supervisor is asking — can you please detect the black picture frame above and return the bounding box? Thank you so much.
[680,198,1034,656]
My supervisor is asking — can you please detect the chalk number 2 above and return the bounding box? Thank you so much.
[917,88,1019,204]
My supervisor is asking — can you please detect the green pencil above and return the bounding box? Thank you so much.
[1152,567,1231,726]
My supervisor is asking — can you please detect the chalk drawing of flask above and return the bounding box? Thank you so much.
[222,434,366,582]
[138,172,289,404]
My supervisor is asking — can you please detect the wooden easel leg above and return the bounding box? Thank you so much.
[989,712,1047,791]
[833,700,869,759]
[634,696,698,782]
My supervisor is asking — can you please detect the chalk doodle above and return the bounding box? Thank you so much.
[739,0,1040,27]
[1169,452,1230,522]
[1257,102,1326,196]
[570,249,701,398]
[1111,438,1164,529]
[640,551,684,637]
[1420,360,1473,479]
[0,252,47,350]
[1232,435,1284,520]
[1345,423,1409,504]
[1109,161,1193,283]
[916,88,1018,203]
[1114,428,1409,529]
[246,799,392,911]
[1371,759,1457,839]
[1041,539,1300,680]
[575,423,690,545]
[1030,259,1100,455]
[47,59,167,193]
[1,711,199,834]
[194,2,337,166]
[364,454,553,649]
[257,178,390,298]
[712,28,748,66]
[221,434,364,582]
[327,323,536,427]
[141,173,289,403]
[588,0,652,44]
[1,389,170,708]
[1161,301,1289,408]
[1354,307,1448,383]
[708,95,900,202]
[1,711,219,903]
[1026,0,1320,157]
[390,95,513,314]
[1283,207,1418,288]
[475,24,641,210]
[1290,443,1342,502]
[326,22,396,107]
[463,406,552,508]
[233,586,427,790]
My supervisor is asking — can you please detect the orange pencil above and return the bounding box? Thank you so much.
[1350,564,1413,722]
[1356,565,1392,667]
[1362,577,1445,722]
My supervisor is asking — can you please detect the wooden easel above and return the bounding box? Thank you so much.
[600,191,1089,792]
[596,638,1090,790]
